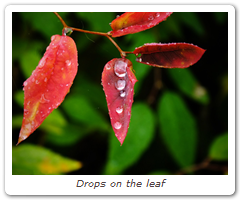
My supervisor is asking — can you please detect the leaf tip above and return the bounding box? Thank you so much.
[118,137,125,146]
[16,135,26,145]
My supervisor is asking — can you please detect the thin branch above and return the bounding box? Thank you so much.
[70,27,109,37]
[105,35,126,58]
[54,12,67,27]
[175,158,228,175]
[53,12,134,58]
[147,68,163,105]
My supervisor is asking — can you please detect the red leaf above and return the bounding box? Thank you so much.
[134,43,206,68]
[18,35,78,144]
[101,58,137,145]
[110,12,173,37]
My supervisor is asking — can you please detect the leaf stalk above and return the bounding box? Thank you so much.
[54,12,134,58]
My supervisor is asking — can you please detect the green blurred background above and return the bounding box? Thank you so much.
[12,12,228,175]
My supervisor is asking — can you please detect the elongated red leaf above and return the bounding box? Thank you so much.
[134,43,206,68]
[110,12,173,37]
[102,58,137,145]
[18,35,78,144]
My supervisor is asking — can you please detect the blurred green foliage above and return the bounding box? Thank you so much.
[158,91,197,168]
[12,12,228,175]
[12,144,82,175]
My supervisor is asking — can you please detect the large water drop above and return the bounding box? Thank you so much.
[114,122,122,129]
[114,60,127,77]
[116,107,123,114]
[115,80,126,91]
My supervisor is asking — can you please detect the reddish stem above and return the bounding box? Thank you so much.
[54,12,133,58]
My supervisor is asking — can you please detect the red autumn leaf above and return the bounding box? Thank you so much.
[101,58,137,145]
[109,12,173,37]
[18,35,78,145]
[134,43,206,68]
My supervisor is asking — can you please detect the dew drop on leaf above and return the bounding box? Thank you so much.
[136,57,142,62]
[65,60,71,66]
[116,106,123,114]
[148,15,154,20]
[115,79,126,91]
[40,94,50,103]
[51,35,56,41]
[120,91,126,97]
[24,109,29,115]
[106,64,111,70]
[114,60,127,77]
[114,122,122,129]
[38,58,46,68]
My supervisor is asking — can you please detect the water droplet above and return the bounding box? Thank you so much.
[46,46,50,51]
[114,60,127,77]
[32,77,35,82]
[40,94,50,103]
[65,60,71,67]
[51,35,56,41]
[38,58,46,68]
[32,70,35,75]
[148,15,154,20]
[115,80,126,91]
[31,121,35,128]
[106,64,111,70]
[35,80,39,84]
[108,82,110,85]
[61,67,64,70]
[120,91,126,97]
[155,13,160,17]
[54,102,60,108]
[114,122,122,129]
[116,15,120,18]
[44,77,48,82]
[24,109,29,114]
[51,43,56,48]
[23,81,28,86]
[136,57,142,62]
[48,107,51,110]
[66,84,69,87]
[22,134,28,141]
[63,27,73,36]
[116,107,123,114]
